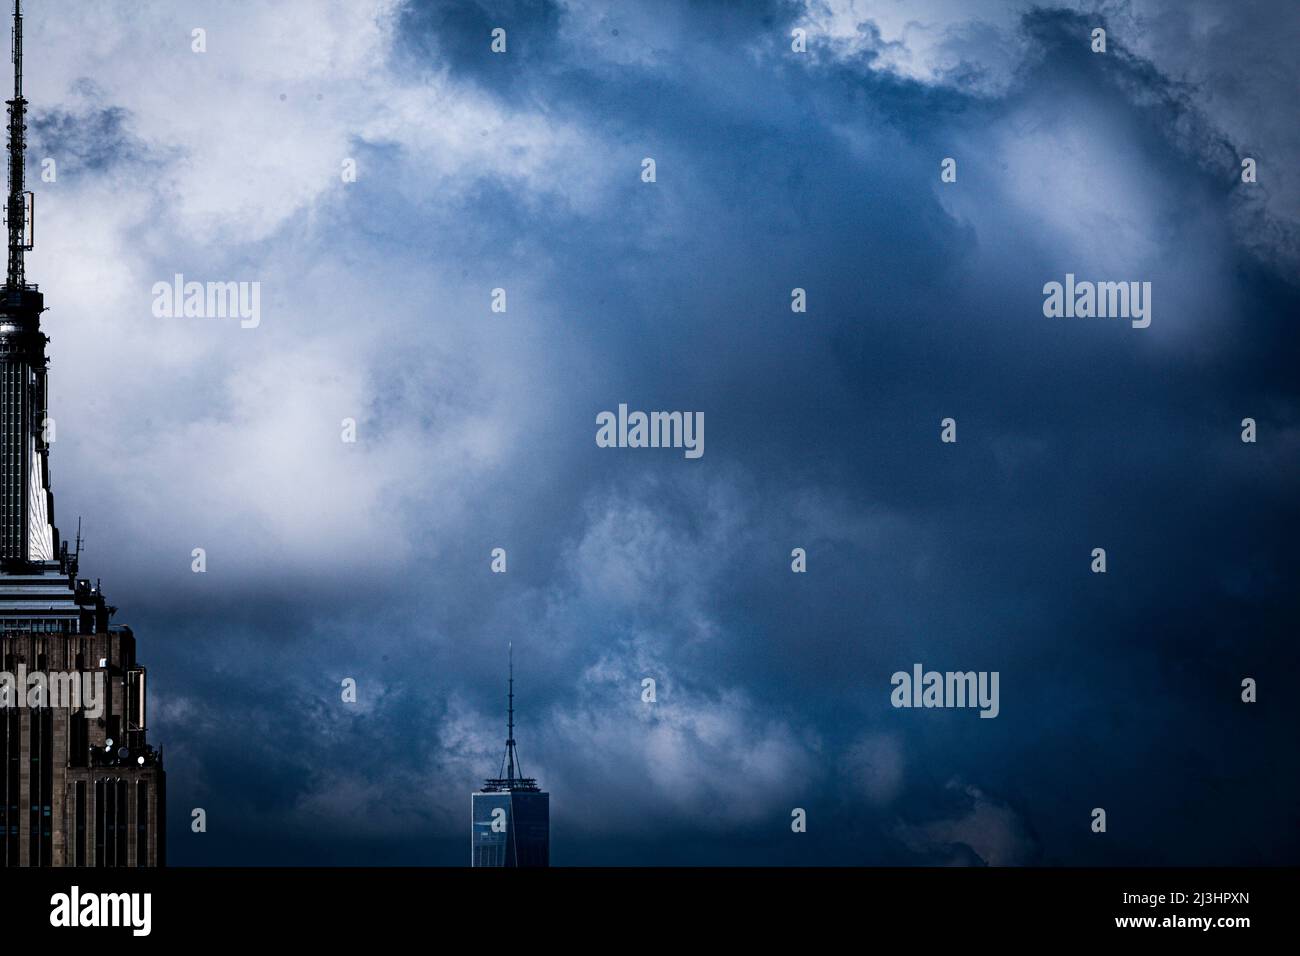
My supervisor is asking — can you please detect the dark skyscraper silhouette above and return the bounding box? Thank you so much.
[471,645,549,867]
[0,0,164,867]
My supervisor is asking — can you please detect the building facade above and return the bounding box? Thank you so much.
[0,0,165,867]
[471,790,549,868]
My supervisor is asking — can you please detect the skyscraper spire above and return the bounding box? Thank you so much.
[506,642,516,783]
[482,644,538,793]
[6,0,30,290]
[473,644,548,866]
[0,0,50,564]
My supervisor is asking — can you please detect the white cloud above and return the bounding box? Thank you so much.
[546,639,821,833]
[800,0,1300,271]
[798,0,1035,95]
[20,1,619,592]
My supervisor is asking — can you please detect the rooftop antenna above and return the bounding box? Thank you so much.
[484,642,538,793]
[506,642,517,784]
[5,0,32,290]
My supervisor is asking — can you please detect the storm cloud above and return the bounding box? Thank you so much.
[25,0,1300,864]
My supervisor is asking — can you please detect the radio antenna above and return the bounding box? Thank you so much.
[5,0,30,290]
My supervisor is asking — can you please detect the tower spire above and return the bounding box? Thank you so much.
[505,642,517,783]
[472,643,549,866]
[0,0,46,564]
[483,642,537,792]
[5,0,29,290]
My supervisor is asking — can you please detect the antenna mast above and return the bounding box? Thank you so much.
[506,642,516,783]
[481,643,539,793]
[5,0,28,290]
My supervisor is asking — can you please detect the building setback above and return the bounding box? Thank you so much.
[0,0,164,867]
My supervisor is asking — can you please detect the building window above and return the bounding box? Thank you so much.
[136,782,148,867]
[115,779,127,866]
[94,778,106,866]
[75,780,86,867]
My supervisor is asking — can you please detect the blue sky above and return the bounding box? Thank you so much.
[23,0,1300,864]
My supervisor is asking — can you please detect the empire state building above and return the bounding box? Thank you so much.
[0,0,164,866]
